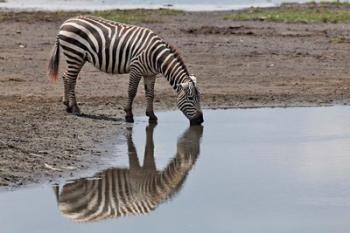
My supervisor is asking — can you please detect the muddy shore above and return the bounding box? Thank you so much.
[1,7,350,189]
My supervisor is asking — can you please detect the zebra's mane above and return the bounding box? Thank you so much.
[165,43,189,76]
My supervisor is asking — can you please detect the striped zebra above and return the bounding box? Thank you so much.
[53,124,203,222]
[48,16,203,125]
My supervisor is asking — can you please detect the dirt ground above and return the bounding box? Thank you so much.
[1,9,350,189]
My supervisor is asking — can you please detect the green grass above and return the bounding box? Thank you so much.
[224,2,350,23]
[315,0,350,7]
[0,8,184,24]
[92,8,183,23]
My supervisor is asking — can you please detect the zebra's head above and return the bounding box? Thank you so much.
[176,75,203,125]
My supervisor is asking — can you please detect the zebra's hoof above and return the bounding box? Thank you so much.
[125,115,134,123]
[148,117,158,124]
[146,112,158,123]
[66,106,72,113]
[70,105,81,115]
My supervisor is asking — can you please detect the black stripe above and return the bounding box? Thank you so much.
[61,24,97,52]
[123,28,139,72]
[78,18,109,69]
[111,25,122,73]
[63,52,82,63]
[132,29,151,57]
[152,43,166,70]
[105,26,115,72]
[117,28,136,73]
[58,35,89,54]
[60,44,84,58]
[129,28,143,57]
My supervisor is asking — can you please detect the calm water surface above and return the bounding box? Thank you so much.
[1,107,350,233]
[0,0,331,11]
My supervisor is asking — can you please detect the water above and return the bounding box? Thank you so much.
[0,0,336,11]
[1,107,350,233]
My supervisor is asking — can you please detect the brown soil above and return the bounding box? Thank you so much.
[1,10,350,189]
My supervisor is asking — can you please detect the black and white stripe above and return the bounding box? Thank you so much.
[48,16,203,124]
[54,124,203,222]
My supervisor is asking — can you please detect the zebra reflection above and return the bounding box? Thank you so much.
[54,124,203,222]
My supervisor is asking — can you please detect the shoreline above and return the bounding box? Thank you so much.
[0,3,276,12]
[0,1,344,13]
[2,3,350,190]
[1,103,347,193]
[0,0,311,12]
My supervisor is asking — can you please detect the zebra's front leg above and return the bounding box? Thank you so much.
[124,73,141,123]
[143,123,156,170]
[144,75,158,123]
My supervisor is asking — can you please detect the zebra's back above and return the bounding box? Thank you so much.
[58,16,159,74]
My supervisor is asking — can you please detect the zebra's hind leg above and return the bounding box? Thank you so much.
[63,62,85,115]
[62,76,70,111]
[124,72,142,123]
[63,73,80,114]
[144,75,157,123]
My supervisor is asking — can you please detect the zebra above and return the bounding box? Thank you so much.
[48,16,204,125]
[53,124,203,222]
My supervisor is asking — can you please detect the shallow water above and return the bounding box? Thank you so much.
[0,0,324,11]
[1,107,350,233]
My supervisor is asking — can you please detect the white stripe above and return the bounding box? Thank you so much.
[108,28,119,73]
[60,30,99,67]
[114,27,128,73]
[156,47,169,64]
[133,30,154,57]
[160,53,173,71]
[121,27,139,73]
[164,56,177,78]
[60,40,85,55]
[63,50,84,62]
[64,22,100,52]
[88,17,112,39]
[150,43,165,70]
[129,28,144,57]
[79,19,106,68]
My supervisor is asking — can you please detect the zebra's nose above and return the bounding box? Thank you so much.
[190,112,204,125]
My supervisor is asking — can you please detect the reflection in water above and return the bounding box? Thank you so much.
[53,124,203,222]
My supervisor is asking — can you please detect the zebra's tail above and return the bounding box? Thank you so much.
[48,37,60,81]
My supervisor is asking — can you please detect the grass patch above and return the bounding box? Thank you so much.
[0,8,184,24]
[92,8,183,23]
[224,2,350,23]
[315,1,350,7]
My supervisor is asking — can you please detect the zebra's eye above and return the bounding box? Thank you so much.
[188,96,194,101]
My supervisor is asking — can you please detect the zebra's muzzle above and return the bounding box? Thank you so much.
[190,113,204,125]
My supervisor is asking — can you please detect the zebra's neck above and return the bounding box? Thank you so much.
[155,44,191,91]
[156,154,194,195]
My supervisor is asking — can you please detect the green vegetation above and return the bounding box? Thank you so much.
[0,8,184,24]
[315,0,350,7]
[224,2,350,23]
[92,8,183,23]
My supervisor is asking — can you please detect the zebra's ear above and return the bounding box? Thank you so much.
[177,82,189,91]
[189,75,197,85]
